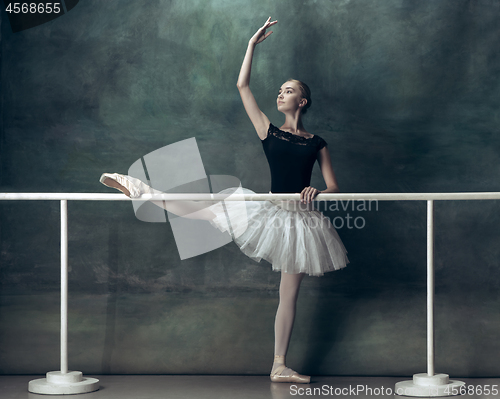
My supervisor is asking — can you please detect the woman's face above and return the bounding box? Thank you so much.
[277,81,305,114]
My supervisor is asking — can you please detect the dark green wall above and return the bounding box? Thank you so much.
[1,0,500,376]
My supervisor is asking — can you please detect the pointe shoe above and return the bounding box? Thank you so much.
[99,173,142,198]
[270,363,311,384]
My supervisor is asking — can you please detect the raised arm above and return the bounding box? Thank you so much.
[237,17,277,140]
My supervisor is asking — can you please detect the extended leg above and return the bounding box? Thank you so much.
[100,173,216,220]
[149,199,217,221]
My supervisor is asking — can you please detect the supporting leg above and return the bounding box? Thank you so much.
[274,271,305,357]
[270,271,309,383]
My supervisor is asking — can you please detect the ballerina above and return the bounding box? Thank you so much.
[100,17,348,383]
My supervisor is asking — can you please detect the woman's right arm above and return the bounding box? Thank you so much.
[237,17,277,140]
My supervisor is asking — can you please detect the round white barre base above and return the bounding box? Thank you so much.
[395,373,465,397]
[28,371,99,395]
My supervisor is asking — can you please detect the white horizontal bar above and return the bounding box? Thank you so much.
[1,192,500,201]
[0,193,133,201]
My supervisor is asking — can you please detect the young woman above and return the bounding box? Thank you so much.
[100,17,348,384]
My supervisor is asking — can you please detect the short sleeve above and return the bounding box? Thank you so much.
[317,136,327,150]
[262,123,277,141]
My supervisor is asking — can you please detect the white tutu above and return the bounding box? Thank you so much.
[208,188,349,277]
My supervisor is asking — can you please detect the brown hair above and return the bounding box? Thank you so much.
[288,79,312,114]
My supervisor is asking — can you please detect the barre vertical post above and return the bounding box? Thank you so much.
[427,200,435,377]
[61,199,68,375]
[28,200,99,394]
[394,200,464,396]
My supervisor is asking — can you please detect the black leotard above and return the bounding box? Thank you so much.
[261,123,327,194]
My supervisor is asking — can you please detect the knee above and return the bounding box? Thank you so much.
[278,289,299,306]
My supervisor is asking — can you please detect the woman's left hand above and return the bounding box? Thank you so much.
[300,186,320,204]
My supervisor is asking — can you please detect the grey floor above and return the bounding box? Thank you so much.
[2,375,500,399]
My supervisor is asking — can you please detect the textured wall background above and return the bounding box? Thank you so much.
[1,0,500,376]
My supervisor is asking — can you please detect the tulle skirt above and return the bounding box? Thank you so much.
[208,188,349,277]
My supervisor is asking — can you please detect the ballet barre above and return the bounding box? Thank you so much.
[3,191,500,200]
[2,191,500,396]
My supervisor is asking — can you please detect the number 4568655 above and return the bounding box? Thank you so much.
[445,385,498,396]
[6,3,62,14]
